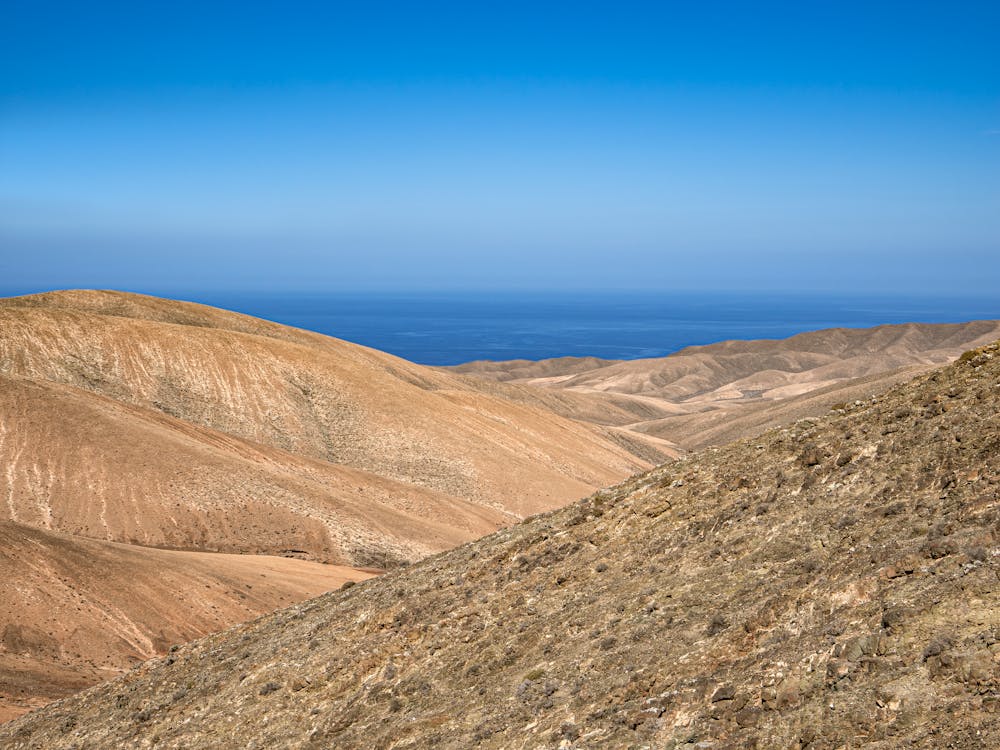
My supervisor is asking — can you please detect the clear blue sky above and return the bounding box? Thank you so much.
[1,1,998,294]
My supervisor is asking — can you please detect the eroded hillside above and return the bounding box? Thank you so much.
[6,342,997,748]
[0,290,651,563]
[0,289,656,723]
[0,374,509,567]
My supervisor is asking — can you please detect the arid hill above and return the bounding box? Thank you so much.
[0,290,650,563]
[0,522,373,723]
[7,342,996,748]
[452,320,1000,451]
[0,373,510,568]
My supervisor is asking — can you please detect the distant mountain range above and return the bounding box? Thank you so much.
[451,318,1000,450]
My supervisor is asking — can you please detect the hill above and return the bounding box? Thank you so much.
[0,373,509,568]
[451,320,1000,452]
[0,290,650,563]
[6,341,996,748]
[0,522,372,723]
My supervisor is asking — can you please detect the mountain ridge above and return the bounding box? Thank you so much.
[451,319,1000,452]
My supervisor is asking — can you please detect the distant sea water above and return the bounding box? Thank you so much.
[171,291,1000,366]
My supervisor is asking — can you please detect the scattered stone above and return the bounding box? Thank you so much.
[710,685,735,702]
[705,614,728,636]
[258,682,281,696]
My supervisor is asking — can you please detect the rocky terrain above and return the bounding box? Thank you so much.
[6,341,997,748]
[452,320,1000,452]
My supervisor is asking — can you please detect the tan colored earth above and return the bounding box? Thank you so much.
[0,290,652,721]
[2,289,997,738]
[0,291,649,525]
[4,340,996,748]
[0,522,373,722]
[451,319,1000,451]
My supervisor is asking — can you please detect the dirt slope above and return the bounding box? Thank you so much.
[6,342,997,748]
[0,522,373,723]
[0,290,650,539]
[0,373,510,567]
[452,320,1000,452]
[629,363,936,451]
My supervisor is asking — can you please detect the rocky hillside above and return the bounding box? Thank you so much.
[6,342,997,748]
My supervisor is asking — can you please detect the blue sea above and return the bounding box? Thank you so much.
[176,290,1000,366]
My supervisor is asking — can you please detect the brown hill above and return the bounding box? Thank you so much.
[0,522,372,723]
[0,290,650,558]
[452,320,1000,451]
[0,373,509,568]
[6,342,997,748]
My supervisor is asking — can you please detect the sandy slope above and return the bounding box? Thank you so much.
[0,290,649,533]
[0,522,372,723]
[0,289,656,722]
[0,373,510,567]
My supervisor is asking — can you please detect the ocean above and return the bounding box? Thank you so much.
[177,290,1000,366]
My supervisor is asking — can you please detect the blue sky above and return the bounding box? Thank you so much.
[1,1,998,294]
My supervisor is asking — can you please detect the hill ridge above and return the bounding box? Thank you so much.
[0,290,649,556]
[450,318,1000,453]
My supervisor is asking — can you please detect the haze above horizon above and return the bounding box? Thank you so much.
[2,1,998,295]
